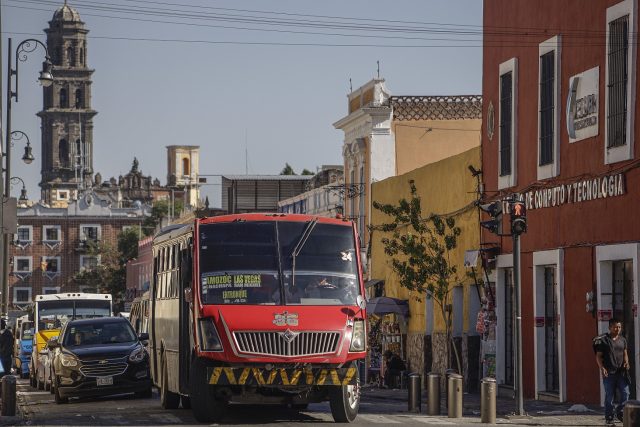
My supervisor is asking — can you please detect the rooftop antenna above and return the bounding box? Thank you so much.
[349,78,352,93]
[377,60,380,79]
[245,129,248,175]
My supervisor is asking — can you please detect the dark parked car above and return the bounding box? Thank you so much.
[48,317,152,404]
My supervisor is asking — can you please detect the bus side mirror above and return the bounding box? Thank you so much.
[356,295,366,310]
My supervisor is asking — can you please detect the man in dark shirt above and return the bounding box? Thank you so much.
[0,320,14,377]
[596,318,629,423]
[383,350,406,388]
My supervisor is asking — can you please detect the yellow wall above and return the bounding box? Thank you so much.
[393,118,481,175]
[370,147,481,334]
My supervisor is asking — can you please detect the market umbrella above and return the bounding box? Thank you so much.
[366,296,409,318]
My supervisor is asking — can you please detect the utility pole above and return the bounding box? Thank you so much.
[510,200,527,416]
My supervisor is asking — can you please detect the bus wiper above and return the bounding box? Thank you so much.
[290,219,318,289]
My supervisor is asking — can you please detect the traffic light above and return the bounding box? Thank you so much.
[479,200,503,235]
[510,201,527,235]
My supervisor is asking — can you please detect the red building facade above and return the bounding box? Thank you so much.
[482,0,640,404]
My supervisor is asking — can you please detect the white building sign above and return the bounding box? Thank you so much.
[519,172,625,211]
[566,66,599,143]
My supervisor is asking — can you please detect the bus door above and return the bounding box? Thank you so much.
[178,242,193,394]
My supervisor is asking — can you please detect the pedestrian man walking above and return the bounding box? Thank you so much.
[595,318,630,424]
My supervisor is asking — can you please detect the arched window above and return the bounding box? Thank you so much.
[67,46,75,66]
[79,48,84,65]
[59,88,68,108]
[182,158,190,176]
[75,89,83,108]
[59,139,69,167]
[55,47,62,66]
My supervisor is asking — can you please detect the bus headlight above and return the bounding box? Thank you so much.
[129,346,146,363]
[198,318,223,351]
[61,353,78,367]
[349,320,365,352]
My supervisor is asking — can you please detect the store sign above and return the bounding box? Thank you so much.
[519,172,625,211]
[566,67,599,143]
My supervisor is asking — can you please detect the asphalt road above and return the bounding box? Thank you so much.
[12,378,608,426]
[14,378,438,426]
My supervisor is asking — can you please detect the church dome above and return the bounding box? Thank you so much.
[52,2,82,22]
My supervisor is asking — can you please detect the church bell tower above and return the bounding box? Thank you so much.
[39,1,96,205]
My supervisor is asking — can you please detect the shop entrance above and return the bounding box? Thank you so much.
[543,266,559,393]
[612,260,635,399]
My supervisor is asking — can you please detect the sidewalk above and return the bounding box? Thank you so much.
[361,385,606,425]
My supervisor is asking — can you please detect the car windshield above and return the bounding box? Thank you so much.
[38,299,112,331]
[63,322,137,346]
[199,221,359,306]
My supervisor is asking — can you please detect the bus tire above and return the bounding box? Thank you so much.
[37,370,44,391]
[189,359,227,422]
[54,377,68,404]
[160,357,180,409]
[181,395,191,409]
[329,373,360,423]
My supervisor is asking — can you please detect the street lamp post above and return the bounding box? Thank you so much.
[1,38,52,318]
[9,177,29,203]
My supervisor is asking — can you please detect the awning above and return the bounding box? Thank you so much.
[367,296,409,318]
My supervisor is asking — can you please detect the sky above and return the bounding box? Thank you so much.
[1,0,483,208]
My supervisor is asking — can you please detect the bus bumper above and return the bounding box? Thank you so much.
[206,366,358,386]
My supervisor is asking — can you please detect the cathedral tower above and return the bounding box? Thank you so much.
[38,1,96,205]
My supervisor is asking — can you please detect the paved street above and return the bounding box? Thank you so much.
[0,378,611,426]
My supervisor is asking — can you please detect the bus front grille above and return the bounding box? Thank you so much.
[234,331,341,357]
[80,358,128,377]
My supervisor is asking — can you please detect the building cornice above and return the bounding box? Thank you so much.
[391,95,482,121]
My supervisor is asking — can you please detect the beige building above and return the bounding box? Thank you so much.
[333,78,482,275]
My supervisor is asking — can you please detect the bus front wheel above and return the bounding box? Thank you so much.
[189,359,227,422]
[329,373,360,423]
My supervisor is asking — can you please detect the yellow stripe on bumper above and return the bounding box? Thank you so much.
[206,366,358,386]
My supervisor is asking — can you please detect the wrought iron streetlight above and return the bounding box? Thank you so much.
[1,38,52,318]
[10,177,29,202]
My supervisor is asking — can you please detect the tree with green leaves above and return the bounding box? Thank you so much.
[301,168,314,175]
[142,199,184,236]
[280,163,295,175]
[370,180,463,374]
[72,227,141,312]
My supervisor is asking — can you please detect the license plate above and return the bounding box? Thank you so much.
[96,376,113,386]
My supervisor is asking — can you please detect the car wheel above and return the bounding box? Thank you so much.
[160,356,179,409]
[189,358,227,422]
[54,377,69,404]
[329,364,360,423]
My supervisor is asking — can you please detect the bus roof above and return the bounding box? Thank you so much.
[197,213,353,226]
[35,293,112,302]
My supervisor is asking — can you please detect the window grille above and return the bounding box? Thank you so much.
[607,15,629,148]
[499,72,513,176]
[539,52,555,166]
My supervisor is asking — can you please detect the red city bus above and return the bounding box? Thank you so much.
[149,213,367,423]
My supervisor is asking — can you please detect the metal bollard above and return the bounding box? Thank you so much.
[408,373,421,413]
[447,373,463,418]
[444,368,456,398]
[624,400,640,427]
[426,372,441,415]
[1,375,16,416]
[480,377,496,424]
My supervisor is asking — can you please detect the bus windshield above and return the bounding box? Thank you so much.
[199,221,359,306]
[37,299,112,330]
